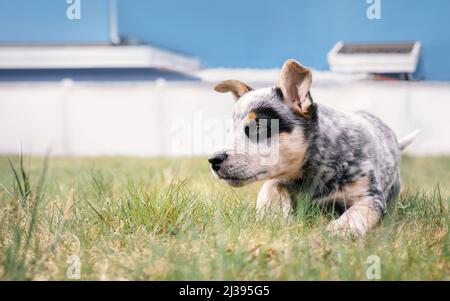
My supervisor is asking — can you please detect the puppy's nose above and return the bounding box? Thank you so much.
[208,153,228,171]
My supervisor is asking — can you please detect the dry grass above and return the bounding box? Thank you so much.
[0,155,448,280]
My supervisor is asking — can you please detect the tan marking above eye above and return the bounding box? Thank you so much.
[247,112,257,121]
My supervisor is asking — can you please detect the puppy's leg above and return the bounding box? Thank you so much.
[326,197,382,237]
[256,180,291,218]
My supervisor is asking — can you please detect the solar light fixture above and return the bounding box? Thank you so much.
[328,41,421,79]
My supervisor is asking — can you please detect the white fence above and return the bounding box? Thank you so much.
[1,78,449,157]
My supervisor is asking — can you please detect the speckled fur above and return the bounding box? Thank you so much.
[210,60,416,236]
[293,103,401,216]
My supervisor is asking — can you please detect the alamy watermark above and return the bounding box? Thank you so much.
[66,0,81,20]
[366,255,381,280]
[171,113,281,166]
[366,0,381,20]
[66,255,81,279]
[65,235,81,279]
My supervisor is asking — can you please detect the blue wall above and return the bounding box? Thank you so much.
[0,0,449,80]
[0,0,110,43]
[117,0,450,81]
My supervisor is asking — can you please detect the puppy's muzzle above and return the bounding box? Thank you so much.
[208,153,228,171]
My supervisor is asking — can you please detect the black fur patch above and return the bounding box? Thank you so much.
[251,106,294,134]
[274,87,284,100]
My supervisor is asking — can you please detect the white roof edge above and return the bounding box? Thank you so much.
[196,68,370,85]
[0,45,201,74]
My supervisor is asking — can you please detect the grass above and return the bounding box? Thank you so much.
[0,155,448,280]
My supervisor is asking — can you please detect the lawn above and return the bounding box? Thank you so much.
[0,155,448,280]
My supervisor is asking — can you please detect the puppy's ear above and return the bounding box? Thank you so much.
[214,80,253,101]
[278,59,313,115]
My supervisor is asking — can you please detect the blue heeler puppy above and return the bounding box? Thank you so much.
[208,59,418,237]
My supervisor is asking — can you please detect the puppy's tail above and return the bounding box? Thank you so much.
[398,129,420,151]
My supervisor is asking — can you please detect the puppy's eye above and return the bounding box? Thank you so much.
[244,120,259,137]
[244,124,250,137]
[244,119,271,142]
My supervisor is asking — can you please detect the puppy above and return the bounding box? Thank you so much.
[208,59,418,237]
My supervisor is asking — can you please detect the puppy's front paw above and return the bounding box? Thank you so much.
[256,180,292,219]
[326,219,367,238]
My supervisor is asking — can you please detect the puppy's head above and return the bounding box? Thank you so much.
[208,59,314,187]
